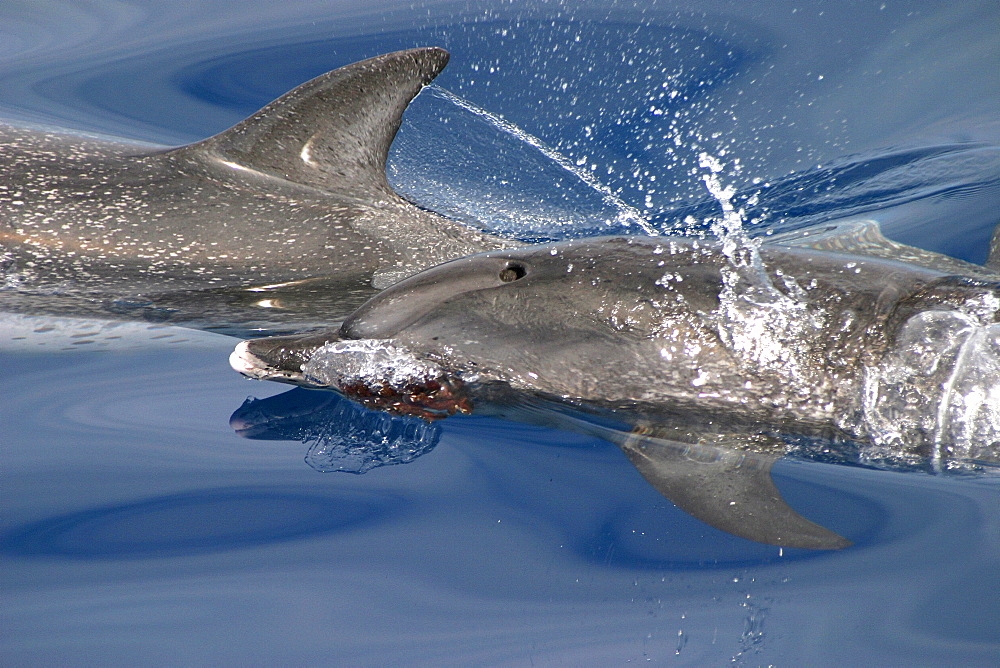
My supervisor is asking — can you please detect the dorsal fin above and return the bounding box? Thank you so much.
[770,218,1000,279]
[768,218,895,254]
[172,47,450,196]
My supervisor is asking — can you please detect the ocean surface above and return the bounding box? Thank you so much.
[2,1,999,664]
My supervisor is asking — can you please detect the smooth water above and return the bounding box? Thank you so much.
[2,1,1000,664]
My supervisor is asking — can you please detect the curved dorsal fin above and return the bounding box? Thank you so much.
[770,218,1000,279]
[989,224,1000,272]
[173,47,450,196]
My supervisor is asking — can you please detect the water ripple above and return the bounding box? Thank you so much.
[1,485,398,559]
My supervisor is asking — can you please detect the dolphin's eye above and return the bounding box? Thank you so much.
[499,263,527,283]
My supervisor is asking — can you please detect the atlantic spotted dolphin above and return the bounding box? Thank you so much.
[231,219,1000,549]
[0,48,511,331]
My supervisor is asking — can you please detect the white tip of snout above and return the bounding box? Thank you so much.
[230,340,270,379]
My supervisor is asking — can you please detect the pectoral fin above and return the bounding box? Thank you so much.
[617,431,852,550]
[468,395,851,549]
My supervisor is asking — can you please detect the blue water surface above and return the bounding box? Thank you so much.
[2,1,999,664]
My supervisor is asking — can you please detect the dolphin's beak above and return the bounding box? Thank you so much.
[230,329,343,384]
[229,340,274,380]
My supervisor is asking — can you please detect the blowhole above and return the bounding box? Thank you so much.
[499,262,527,283]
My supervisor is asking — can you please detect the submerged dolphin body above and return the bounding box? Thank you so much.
[231,219,1000,549]
[0,48,509,332]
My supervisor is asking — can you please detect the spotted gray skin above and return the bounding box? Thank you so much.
[0,48,511,329]
[232,221,1000,549]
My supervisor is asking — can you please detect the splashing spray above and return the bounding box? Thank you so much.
[698,152,821,384]
[427,85,656,235]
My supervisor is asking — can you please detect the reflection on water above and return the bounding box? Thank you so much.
[232,388,441,473]
[3,0,1000,664]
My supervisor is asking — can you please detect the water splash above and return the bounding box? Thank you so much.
[697,153,821,384]
[0,252,36,289]
[301,339,471,420]
[733,594,770,662]
[301,339,445,389]
[860,308,1000,471]
[295,339,447,471]
[698,152,756,264]
[699,153,1000,464]
[426,85,657,235]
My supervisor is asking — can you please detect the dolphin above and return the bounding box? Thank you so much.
[231,218,1000,451]
[0,48,511,333]
[230,218,1000,549]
